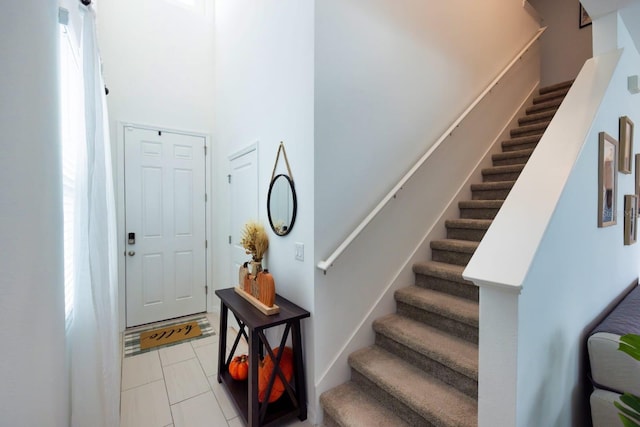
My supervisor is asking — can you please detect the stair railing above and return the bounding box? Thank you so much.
[317,27,546,273]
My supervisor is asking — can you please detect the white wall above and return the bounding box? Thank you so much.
[0,1,68,425]
[97,0,215,134]
[314,0,540,263]
[97,0,216,327]
[530,0,593,86]
[213,0,316,417]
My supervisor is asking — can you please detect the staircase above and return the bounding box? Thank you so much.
[319,80,573,427]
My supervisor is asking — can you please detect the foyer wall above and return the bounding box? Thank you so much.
[97,0,215,135]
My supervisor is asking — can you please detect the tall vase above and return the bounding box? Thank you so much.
[250,259,262,298]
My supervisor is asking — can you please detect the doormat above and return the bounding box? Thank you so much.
[124,316,215,358]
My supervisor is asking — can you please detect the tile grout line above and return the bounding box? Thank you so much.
[159,348,175,427]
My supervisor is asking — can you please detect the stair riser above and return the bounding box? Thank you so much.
[459,207,499,220]
[431,249,473,266]
[483,171,521,182]
[375,334,478,399]
[471,188,511,200]
[415,273,479,301]
[396,301,478,344]
[492,155,530,167]
[446,227,486,242]
[350,370,435,427]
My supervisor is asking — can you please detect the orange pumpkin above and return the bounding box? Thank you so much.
[243,274,253,294]
[258,346,293,403]
[229,354,249,381]
[257,270,275,307]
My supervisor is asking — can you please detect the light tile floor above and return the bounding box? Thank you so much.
[120,312,314,427]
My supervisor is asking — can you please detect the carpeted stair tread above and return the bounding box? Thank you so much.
[459,200,503,208]
[349,346,478,427]
[538,79,574,95]
[413,260,472,283]
[519,109,555,126]
[431,239,478,265]
[532,87,570,104]
[470,181,515,192]
[510,121,550,138]
[458,200,503,220]
[320,382,412,427]
[481,164,524,176]
[431,238,479,253]
[395,286,479,328]
[492,149,534,164]
[413,260,479,300]
[526,97,562,115]
[469,181,515,201]
[374,313,478,381]
[481,165,524,183]
[445,219,492,242]
[501,134,542,152]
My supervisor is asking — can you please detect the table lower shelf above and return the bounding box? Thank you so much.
[219,370,302,427]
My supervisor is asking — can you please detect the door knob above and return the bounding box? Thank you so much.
[128,251,135,256]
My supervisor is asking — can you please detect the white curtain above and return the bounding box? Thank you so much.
[68,5,120,427]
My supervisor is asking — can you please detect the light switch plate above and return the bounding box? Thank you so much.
[295,242,304,261]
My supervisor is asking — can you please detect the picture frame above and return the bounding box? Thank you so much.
[624,194,637,245]
[636,154,640,211]
[580,3,592,28]
[619,116,634,174]
[598,132,618,227]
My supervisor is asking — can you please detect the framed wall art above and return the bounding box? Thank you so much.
[580,3,592,28]
[598,132,618,227]
[624,194,638,245]
[636,154,640,210]
[619,116,634,174]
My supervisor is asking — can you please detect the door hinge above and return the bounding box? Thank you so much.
[205,285,208,295]
[205,193,208,202]
[205,240,208,248]
[227,174,231,184]
[228,235,232,244]
[204,145,207,155]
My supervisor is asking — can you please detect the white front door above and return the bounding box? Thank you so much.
[229,144,258,284]
[124,127,207,327]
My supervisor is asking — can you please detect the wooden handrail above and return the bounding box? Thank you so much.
[317,27,546,273]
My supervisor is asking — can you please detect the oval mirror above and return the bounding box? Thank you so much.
[267,174,297,236]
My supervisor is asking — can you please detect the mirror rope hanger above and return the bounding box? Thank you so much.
[270,141,294,183]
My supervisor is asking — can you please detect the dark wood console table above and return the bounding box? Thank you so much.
[215,287,310,427]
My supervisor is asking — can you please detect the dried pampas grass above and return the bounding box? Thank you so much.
[241,221,269,261]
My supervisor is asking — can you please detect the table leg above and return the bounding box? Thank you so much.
[292,320,307,420]
[217,301,228,383]
[248,329,260,426]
